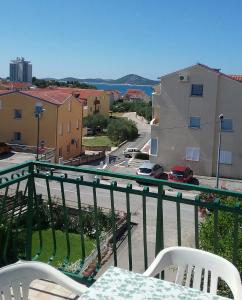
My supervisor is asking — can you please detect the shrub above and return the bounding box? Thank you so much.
[83,114,109,133]
[199,195,242,297]
[107,118,138,144]
[111,100,152,121]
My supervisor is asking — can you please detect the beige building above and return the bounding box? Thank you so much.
[150,63,242,179]
[0,89,83,162]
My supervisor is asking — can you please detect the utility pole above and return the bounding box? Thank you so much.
[216,114,224,188]
[35,103,45,161]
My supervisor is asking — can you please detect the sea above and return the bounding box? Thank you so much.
[89,83,154,96]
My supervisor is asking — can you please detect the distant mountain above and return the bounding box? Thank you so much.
[42,74,159,86]
[111,74,159,85]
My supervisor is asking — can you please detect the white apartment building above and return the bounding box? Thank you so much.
[10,57,32,83]
[150,63,242,179]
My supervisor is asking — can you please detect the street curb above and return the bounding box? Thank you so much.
[108,140,128,155]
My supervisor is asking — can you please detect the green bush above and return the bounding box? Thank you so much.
[111,101,152,121]
[107,118,138,144]
[83,113,109,133]
[199,194,242,297]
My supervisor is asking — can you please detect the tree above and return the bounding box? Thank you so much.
[111,100,152,121]
[107,118,138,144]
[83,114,108,134]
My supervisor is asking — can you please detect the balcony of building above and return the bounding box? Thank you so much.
[0,161,241,299]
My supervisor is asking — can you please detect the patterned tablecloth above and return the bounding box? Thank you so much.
[79,266,228,300]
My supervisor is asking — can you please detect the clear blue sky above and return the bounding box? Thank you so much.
[0,0,242,79]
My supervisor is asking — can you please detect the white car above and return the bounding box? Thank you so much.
[123,147,140,158]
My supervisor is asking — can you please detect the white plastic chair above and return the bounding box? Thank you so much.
[143,246,242,300]
[0,261,88,300]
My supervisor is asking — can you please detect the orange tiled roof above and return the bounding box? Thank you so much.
[197,64,242,83]
[125,89,146,97]
[228,75,242,82]
[0,82,31,89]
[20,89,72,105]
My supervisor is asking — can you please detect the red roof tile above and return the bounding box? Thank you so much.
[197,64,242,83]
[0,82,31,89]
[20,89,72,105]
[125,89,146,97]
[227,75,242,82]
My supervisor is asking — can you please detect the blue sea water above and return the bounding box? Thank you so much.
[89,83,154,96]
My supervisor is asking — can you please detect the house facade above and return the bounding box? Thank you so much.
[150,63,242,179]
[0,89,83,162]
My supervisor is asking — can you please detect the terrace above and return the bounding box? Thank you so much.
[0,161,241,299]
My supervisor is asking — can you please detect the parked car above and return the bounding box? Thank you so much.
[123,147,140,158]
[168,165,198,184]
[0,142,12,155]
[86,128,94,136]
[136,162,168,183]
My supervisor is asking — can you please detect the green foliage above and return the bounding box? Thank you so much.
[31,229,94,267]
[32,77,96,89]
[107,117,138,144]
[199,194,242,297]
[83,113,109,133]
[111,100,152,121]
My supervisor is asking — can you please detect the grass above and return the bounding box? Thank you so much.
[83,135,114,147]
[32,229,95,267]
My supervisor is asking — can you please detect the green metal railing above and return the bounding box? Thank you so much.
[0,161,241,282]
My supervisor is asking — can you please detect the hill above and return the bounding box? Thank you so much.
[111,74,158,85]
[42,74,159,86]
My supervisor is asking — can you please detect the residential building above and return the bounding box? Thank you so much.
[124,89,150,102]
[0,81,31,91]
[0,89,83,161]
[72,89,110,117]
[10,57,32,83]
[150,63,242,179]
[106,90,121,107]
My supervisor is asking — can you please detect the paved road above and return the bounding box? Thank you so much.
[110,112,150,162]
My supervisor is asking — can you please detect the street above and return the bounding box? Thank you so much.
[110,112,151,162]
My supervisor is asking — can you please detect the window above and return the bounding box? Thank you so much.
[220,150,232,164]
[189,116,200,128]
[67,121,71,133]
[221,119,233,131]
[191,84,203,97]
[68,100,71,112]
[59,123,63,136]
[186,147,200,161]
[14,109,22,119]
[150,138,158,156]
[76,120,79,129]
[14,132,21,141]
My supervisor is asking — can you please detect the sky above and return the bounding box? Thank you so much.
[0,0,242,80]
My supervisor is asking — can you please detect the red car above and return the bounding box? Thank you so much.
[168,165,194,183]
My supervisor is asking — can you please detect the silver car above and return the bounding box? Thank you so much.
[136,162,165,179]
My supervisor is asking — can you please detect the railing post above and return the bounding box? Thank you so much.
[155,184,164,256]
[26,162,34,260]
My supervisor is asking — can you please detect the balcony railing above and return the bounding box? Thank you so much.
[0,161,241,284]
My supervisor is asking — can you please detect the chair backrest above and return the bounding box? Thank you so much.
[143,247,242,300]
[0,261,88,300]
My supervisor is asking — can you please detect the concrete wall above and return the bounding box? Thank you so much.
[151,65,220,176]
[0,92,57,148]
[56,96,83,160]
[0,92,84,162]
[211,76,242,178]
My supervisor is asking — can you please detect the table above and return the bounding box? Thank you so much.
[80,266,228,299]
